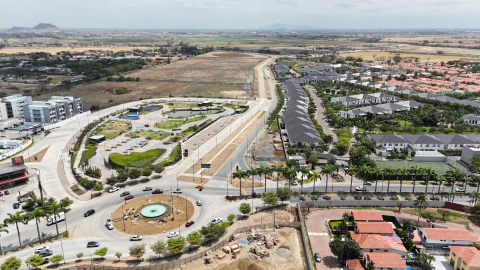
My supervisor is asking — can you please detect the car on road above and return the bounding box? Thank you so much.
[4,190,9,195]
[355,186,366,191]
[18,196,31,203]
[130,235,143,241]
[195,184,204,189]
[185,221,195,227]
[41,258,49,265]
[143,187,152,191]
[211,218,222,224]
[172,189,183,193]
[125,195,134,200]
[0,191,3,196]
[108,187,120,193]
[120,191,130,197]
[84,209,95,217]
[37,250,53,257]
[106,222,114,230]
[35,246,50,254]
[167,231,179,238]
[152,189,163,194]
[456,187,466,193]
[331,174,344,181]
[13,203,19,209]
[196,200,202,206]
[87,241,100,247]
[314,253,321,262]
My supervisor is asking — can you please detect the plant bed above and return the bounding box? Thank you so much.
[109,149,165,169]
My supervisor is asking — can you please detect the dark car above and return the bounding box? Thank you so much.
[120,191,130,197]
[41,258,50,265]
[13,203,19,209]
[84,209,95,217]
[4,190,9,195]
[125,195,134,201]
[0,191,3,196]
[152,189,163,194]
[185,221,195,227]
[87,241,100,247]
[314,253,321,262]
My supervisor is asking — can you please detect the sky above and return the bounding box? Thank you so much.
[1,0,480,30]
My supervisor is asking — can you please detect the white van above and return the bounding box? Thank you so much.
[47,212,65,225]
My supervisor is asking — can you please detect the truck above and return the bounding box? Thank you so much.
[47,212,65,226]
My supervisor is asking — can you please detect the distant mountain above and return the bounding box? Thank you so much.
[262,23,318,30]
[6,23,60,32]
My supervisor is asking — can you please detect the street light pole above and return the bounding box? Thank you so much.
[36,170,44,205]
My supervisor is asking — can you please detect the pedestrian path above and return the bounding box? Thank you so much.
[308,232,329,236]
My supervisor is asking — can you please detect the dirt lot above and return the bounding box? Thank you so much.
[25,145,50,162]
[339,51,468,63]
[210,53,253,58]
[110,194,194,236]
[0,46,152,55]
[169,227,306,270]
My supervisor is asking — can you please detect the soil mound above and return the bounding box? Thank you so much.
[213,258,267,270]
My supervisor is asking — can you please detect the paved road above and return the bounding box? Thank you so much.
[306,86,338,143]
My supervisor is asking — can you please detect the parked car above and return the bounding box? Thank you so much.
[185,221,195,227]
[314,253,321,262]
[331,174,344,181]
[87,241,100,247]
[195,184,204,189]
[167,231,179,238]
[125,195,134,200]
[120,191,130,197]
[355,186,365,191]
[152,189,163,194]
[456,187,466,193]
[38,250,53,257]
[196,200,202,206]
[84,209,95,217]
[35,246,50,254]
[211,218,222,224]
[106,222,114,230]
[13,203,19,209]
[18,196,31,203]
[108,187,120,193]
[364,181,372,185]
[130,235,143,241]
[4,190,9,195]
[143,187,152,191]
[172,189,183,193]
[41,258,49,265]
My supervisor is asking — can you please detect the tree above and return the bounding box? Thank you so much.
[187,230,203,246]
[329,238,345,260]
[168,236,186,254]
[150,239,167,254]
[415,253,436,270]
[343,239,360,259]
[437,209,451,220]
[129,168,141,181]
[4,211,28,247]
[271,165,284,191]
[227,214,236,222]
[414,195,429,225]
[50,254,63,265]
[106,176,118,186]
[309,171,321,193]
[28,208,45,244]
[142,168,153,178]
[450,190,457,202]
[1,256,21,270]
[238,202,251,216]
[299,166,310,193]
[0,224,9,255]
[345,165,358,193]
[321,165,334,192]
[258,166,272,193]
[93,184,104,192]
[129,243,146,257]
[115,252,122,259]
[276,187,293,204]
[44,201,66,236]
[76,252,83,260]
[25,254,44,268]
[199,223,225,239]
[262,191,278,206]
[367,261,375,270]
[307,156,318,170]
[152,163,164,174]
[397,202,405,213]
[402,220,414,232]
[94,247,108,258]
[233,169,248,196]
[423,167,435,193]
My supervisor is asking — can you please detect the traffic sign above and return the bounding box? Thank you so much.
[201,164,211,168]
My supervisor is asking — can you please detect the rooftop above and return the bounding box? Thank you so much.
[350,210,384,222]
[364,252,407,269]
[347,259,366,270]
[356,222,394,234]
[352,234,391,249]
[422,228,479,241]
[450,246,480,267]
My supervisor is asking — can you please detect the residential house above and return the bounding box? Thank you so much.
[352,234,407,258]
[448,246,480,270]
[464,114,480,125]
[401,134,445,151]
[350,210,384,222]
[434,134,479,150]
[274,64,290,74]
[354,222,395,236]
[363,253,407,270]
[339,100,421,119]
[369,134,409,157]
[418,228,479,248]
[331,92,396,107]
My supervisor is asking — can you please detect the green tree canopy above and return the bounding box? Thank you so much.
[276,187,293,204]
[50,254,63,264]
[25,254,44,267]
[94,247,108,258]
[167,236,186,255]
[150,240,167,254]
[238,202,251,216]
[129,243,146,257]
[187,231,203,246]
[261,191,278,206]
[200,223,225,239]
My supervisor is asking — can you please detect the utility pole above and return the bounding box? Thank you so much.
[36,170,44,204]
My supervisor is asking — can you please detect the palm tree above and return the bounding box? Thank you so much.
[463,175,473,188]
[437,175,446,193]
[4,211,28,247]
[372,167,382,193]
[233,169,248,196]
[59,197,73,232]
[383,166,394,193]
[45,201,66,236]
[309,171,321,193]
[283,167,297,191]
[345,165,358,193]
[28,208,46,243]
[258,166,272,193]
[248,168,260,197]
[446,168,463,191]
[423,167,435,193]
[0,224,9,255]
[321,165,334,192]
[398,167,408,193]
[299,166,310,193]
[271,165,284,191]
[409,165,422,193]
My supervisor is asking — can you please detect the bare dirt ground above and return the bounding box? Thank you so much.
[0,46,152,55]
[339,51,468,63]
[401,45,480,57]
[110,194,194,236]
[210,53,253,58]
[25,145,50,162]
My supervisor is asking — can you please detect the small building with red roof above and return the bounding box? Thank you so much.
[347,259,366,270]
[449,246,480,270]
[363,252,407,270]
[419,228,479,248]
[352,234,407,258]
[349,210,384,222]
[355,222,395,236]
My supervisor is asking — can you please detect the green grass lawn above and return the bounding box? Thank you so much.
[127,130,171,140]
[164,102,199,109]
[155,115,207,129]
[109,149,165,168]
[164,126,197,144]
[95,120,131,139]
[159,145,182,166]
[375,161,452,175]
[81,147,97,163]
[49,77,69,83]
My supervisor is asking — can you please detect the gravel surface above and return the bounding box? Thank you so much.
[275,247,292,260]
[238,238,249,246]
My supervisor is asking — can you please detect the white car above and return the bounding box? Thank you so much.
[130,235,143,241]
[355,186,365,191]
[364,181,372,186]
[172,189,183,193]
[455,187,466,193]
[167,231,179,238]
[108,187,120,193]
[35,246,50,254]
[211,218,223,224]
[106,222,114,230]
[143,187,152,191]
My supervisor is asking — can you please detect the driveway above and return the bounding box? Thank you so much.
[306,86,338,143]
[432,255,454,270]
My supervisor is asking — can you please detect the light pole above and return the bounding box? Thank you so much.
[36,170,44,205]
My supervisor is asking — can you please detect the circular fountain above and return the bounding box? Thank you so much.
[140,204,167,218]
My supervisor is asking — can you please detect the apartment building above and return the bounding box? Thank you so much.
[1,94,32,118]
[23,96,83,124]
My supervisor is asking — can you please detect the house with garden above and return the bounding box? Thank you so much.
[418,228,479,248]
[354,222,395,236]
[363,252,407,270]
[351,234,407,258]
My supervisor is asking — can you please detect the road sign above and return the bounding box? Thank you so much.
[201,164,211,168]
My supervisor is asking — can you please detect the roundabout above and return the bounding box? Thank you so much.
[110,194,195,235]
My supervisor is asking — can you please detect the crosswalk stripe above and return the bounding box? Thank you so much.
[308,232,328,236]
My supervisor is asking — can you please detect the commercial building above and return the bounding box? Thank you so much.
[0,139,23,149]
[0,158,29,189]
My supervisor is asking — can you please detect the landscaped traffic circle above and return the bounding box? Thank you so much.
[140,204,167,218]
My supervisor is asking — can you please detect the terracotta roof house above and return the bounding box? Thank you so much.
[449,246,480,270]
[382,236,408,256]
[355,222,395,236]
[347,259,366,270]
[363,252,407,270]
[350,210,384,222]
[418,228,479,248]
[352,234,407,258]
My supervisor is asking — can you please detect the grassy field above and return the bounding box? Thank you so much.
[95,120,131,139]
[164,126,197,144]
[49,77,69,83]
[403,208,468,225]
[339,51,466,63]
[375,161,452,175]
[164,102,198,109]
[109,149,164,168]
[0,46,152,55]
[175,83,244,98]
[127,130,171,140]
[155,115,207,129]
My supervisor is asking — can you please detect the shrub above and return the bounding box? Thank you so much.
[377,195,384,200]
[405,196,412,201]
[364,195,371,200]
[340,196,346,200]
[390,196,398,200]
[322,195,331,200]
[299,196,305,201]
[311,195,319,201]
[354,195,362,200]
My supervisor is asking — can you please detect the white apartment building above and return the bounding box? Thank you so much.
[0,94,32,119]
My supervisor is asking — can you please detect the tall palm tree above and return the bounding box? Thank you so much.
[59,197,73,233]
[309,171,321,193]
[397,167,408,193]
[446,168,463,191]
[0,224,9,255]
[45,201,66,236]
[321,165,334,192]
[372,167,382,193]
[300,166,310,193]
[283,167,296,191]
[4,211,28,247]
[28,208,46,243]
[233,169,248,196]
[345,165,358,193]
[437,175,446,193]
[422,167,435,193]
[248,168,260,197]
[463,175,473,188]
[261,167,273,193]
[383,166,394,193]
[409,165,422,193]
[271,165,284,191]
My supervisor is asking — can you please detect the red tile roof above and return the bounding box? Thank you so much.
[350,210,383,221]
[347,259,366,270]
[356,222,394,234]
[422,228,479,241]
[382,236,407,252]
[352,234,391,249]
[450,246,480,267]
[364,253,407,269]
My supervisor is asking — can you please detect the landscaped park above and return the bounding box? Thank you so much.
[109,149,166,169]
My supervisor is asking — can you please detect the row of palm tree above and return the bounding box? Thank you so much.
[1,196,73,254]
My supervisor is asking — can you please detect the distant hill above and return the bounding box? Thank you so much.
[262,23,318,30]
[6,23,60,32]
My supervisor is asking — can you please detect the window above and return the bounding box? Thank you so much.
[370,249,373,252]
